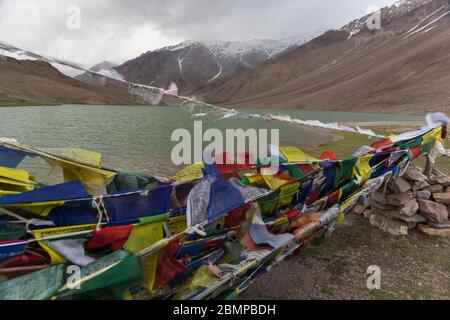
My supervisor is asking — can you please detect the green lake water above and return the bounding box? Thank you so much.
[0,105,421,178]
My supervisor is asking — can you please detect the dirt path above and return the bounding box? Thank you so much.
[241,214,450,300]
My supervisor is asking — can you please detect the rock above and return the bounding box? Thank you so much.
[416,190,431,200]
[363,209,374,220]
[432,193,450,205]
[371,208,400,220]
[388,177,412,194]
[369,214,408,236]
[352,204,366,215]
[401,214,427,224]
[412,181,430,192]
[417,224,450,237]
[407,222,417,230]
[446,186,450,193]
[398,199,419,217]
[372,191,389,205]
[418,199,448,224]
[407,164,423,172]
[428,220,450,229]
[424,184,444,193]
[403,166,427,182]
[429,175,450,186]
[372,207,426,224]
[387,193,414,206]
[368,199,397,211]
[432,168,446,177]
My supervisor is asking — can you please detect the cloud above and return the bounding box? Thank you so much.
[0,0,398,68]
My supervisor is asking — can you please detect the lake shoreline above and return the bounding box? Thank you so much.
[0,101,429,117]
[0,104,423,178]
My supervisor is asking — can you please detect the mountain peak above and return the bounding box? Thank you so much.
[343,0,436,36]
[88,61,118,72]
[151,35,313,58]
[75,60,120,85]
[109,35,313,94]
[201,0,450,114]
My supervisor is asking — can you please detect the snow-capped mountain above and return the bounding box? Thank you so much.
[343,0,435,37]
[165,34,316,59]
[113,35,312,94]
[201,0,450,114]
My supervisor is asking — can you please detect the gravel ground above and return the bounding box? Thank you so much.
[241,214,450,300]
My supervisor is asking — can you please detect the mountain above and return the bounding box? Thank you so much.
[201,0,450,115]
[74,61,118,85]
[114,35,313,94]
[0,56,135,106]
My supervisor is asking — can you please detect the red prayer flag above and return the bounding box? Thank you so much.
[85,225,133,252]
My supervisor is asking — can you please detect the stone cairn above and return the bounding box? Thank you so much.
[353,165,450,237]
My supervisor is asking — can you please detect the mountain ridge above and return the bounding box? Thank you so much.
[199,0,450,115]
[0,55,136,106]
[1,0,448,114]
[113,35,314,95]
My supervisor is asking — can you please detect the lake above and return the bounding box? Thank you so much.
[0,105,421,178]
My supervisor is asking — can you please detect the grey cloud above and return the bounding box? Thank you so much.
[0,0,398,67]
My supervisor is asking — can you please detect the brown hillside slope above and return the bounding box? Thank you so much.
[0,56,136,106]
[203,0,450,115]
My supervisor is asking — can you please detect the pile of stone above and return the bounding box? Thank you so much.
[353,165,450,237]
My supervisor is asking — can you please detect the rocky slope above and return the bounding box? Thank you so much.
[201,0,450,115]
[114,36,312,94]
[0,55,136,106]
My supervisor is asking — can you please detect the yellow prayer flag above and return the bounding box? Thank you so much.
[124,221,165,292]
[168,215,188,235]
[3,201,65,217]
[262,175,290,190]
[245,174,265,187]
[423,127,443,145]
[0,166,31,184]
[188,265,218,292]
[279,146,318,163]
[0,143,115,192]
[55,161,116,194]
[336,210,346,224]
[39,148,103,167]
[0,190,20,196]
[352,155,372,184]
[0,176,34,189]
[0,167,36,193]
[173,163,204,181]
[32,224,96,264]
[277,182,300,208]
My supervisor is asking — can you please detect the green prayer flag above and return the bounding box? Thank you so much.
[0,265,65,300]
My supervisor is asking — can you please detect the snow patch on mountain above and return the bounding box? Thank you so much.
[208,63,223,83]
[153,34,313,60]
[404,4,447,35]
[404,9,449,38]
[343,0,434,35]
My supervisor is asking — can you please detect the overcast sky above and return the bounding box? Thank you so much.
[0,0,398,68]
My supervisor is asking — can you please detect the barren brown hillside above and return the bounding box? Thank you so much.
[0,56,136,106]
[202,0,450,115]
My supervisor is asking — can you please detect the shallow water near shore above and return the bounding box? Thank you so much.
[0,104,421,178]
